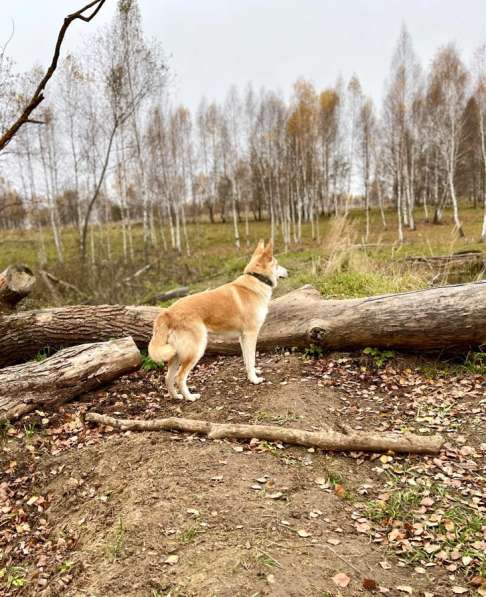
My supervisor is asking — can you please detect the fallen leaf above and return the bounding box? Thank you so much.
[471,577,485,587]
[266,492,283,500]
[164,555,179,565]
[334,484,346,497]
[379,560,392,570]
[297,529,311,538]
[451,588,468,595]
[362,577,378,591]
[332,572,351,588]
[356,521,371,533]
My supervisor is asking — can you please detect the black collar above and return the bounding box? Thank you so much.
[246,272,274,288]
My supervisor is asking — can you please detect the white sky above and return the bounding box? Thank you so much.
[1,0,485,110]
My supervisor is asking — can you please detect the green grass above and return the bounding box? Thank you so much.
[58,560,74,574]
[33,348,50,362]
[179,526,204,544]
[106,516,125,562]
[140,349,164,372]
[253,410,299,426]
[23,422,39,438]
[2,205,486,308]
[366,487,423,523]
[363,347,396,368]
[0,566,27,589]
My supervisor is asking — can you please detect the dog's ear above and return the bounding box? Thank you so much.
[254,239,265,254]
[263,239,273,257]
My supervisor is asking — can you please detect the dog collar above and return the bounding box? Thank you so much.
[246,272,274,288]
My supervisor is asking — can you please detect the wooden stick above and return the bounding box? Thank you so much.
[84,413,444,454]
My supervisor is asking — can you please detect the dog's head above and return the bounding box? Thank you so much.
[244,240,288,287]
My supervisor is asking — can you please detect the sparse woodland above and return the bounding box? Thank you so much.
[2,5,486,263]
[0,2,485,596]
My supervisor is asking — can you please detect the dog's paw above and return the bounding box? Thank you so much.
[254,367,262,375]
[186,393,201,402]
[170,393,184,400]
[249,376,264,385]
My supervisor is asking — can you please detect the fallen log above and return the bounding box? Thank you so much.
[85,412,444,454]
[0,264,36,312]
[2,281,486,366]
[0,337,141,422]
[39,269,86,300]
[142,286,189,305]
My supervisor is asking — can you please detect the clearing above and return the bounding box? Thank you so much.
[1,350,485,596]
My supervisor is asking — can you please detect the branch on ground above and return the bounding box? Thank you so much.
[85,412,444,454]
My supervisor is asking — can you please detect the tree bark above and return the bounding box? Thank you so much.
[0,337,141,422]
[0,264,36,312]
[2,282,486,366]
[85,412,444,455]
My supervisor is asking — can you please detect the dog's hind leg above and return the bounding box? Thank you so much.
[175,327,207,401]
[165,355,182,400]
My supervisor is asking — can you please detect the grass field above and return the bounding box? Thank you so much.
[1,205,485,307]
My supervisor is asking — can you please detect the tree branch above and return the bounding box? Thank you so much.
[85,412,444,455]
[0,0,106,152]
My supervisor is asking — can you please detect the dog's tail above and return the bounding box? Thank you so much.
[148,310,177,362]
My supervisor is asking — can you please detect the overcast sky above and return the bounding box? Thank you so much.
[1,0,485,111]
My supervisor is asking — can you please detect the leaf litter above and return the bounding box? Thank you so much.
[0,351,484,595]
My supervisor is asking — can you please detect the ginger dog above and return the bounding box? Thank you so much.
[148,240,288,401]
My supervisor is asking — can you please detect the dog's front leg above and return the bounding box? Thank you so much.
[240,332,263,384]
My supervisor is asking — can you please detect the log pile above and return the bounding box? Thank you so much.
[2,279,484,455]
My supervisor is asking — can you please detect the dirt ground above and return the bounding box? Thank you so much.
[1,351,485,596]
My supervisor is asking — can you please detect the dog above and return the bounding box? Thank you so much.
[148,240,288,401]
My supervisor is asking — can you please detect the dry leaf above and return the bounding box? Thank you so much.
[362,577,378,591]
[297,529,311,538]
[471,577,485,587]
[451,588,468,595]
[334,483,346,497]
[332,572,351,588]
[164,555,179,565]
[396,586,413,594]
[356,521,371,533]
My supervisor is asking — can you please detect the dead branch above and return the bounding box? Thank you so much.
[142,286,189,305]
[39,270,86,299]
[85,412,444,454]
[0,0,106,152]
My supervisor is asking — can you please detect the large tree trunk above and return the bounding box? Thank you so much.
[0,264,36,312]
[0,337,141,422]
[85,412,444,455]
[2,282,486,367]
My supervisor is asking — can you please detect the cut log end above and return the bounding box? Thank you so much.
[0,264,36,311]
